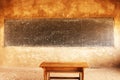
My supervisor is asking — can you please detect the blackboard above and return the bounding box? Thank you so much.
[4,18,114,47]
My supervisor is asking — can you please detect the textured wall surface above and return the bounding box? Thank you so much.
[0,67,120,80]
[0,0,120,80]
[0,0,120,68]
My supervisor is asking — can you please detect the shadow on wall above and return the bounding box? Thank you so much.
[113,60,120,68]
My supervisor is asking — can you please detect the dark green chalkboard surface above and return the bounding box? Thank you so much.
[4,18,114,47]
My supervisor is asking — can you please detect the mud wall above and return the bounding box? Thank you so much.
[0,0,120,68]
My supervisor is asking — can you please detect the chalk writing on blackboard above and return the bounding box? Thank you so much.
[4,18,114,47]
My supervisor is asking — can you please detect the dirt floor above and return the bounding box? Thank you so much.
[0,67,120,80]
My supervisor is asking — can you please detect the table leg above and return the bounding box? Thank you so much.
[47,72,50,80]
[82,68,84,80]
[79,72,81,80]
[44,69,47,80]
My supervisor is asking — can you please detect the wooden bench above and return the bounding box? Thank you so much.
[40,62,88,80]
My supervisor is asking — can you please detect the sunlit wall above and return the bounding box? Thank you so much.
[0,0,120,68]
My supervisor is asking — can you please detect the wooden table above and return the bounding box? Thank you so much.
[40,62,88,80]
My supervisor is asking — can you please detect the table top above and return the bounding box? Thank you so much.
[40,62,88,68]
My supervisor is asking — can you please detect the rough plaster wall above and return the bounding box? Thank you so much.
[0,0,120,80]
[0,67,120,80]
[0,0,120,68]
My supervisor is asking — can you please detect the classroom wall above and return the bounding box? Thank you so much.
[0,0,120,68]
